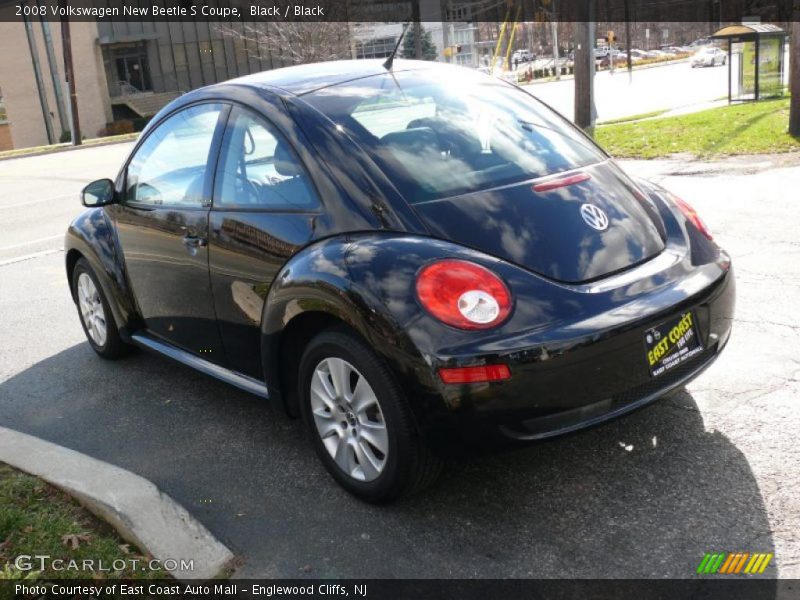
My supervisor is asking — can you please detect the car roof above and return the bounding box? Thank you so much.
[148,59,486,129]
[222,58,443,96]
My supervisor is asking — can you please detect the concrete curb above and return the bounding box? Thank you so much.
[0,426,235,580]
[0,136,137,163]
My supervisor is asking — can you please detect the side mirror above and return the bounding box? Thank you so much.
[81,179,115,207]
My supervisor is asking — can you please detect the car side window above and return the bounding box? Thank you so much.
[125,103,224,208]
[214,108,320,211]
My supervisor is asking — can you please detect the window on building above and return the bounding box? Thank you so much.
[356,37,397,59]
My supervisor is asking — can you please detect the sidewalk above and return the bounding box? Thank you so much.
[598,98,729,126]
[0,427,234,580]
[653,98,728,119]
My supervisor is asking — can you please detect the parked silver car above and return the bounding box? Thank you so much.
[512,49,534,64]
[691,47,727,67]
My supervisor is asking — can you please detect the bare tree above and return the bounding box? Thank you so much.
[791,17,799,137]
[217,22,351,66]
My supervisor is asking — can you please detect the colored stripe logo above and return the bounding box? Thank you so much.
[697,552,773,574]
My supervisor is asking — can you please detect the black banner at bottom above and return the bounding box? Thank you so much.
[4,579,799,600]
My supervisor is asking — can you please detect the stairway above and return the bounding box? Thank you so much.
[111,91,182,118]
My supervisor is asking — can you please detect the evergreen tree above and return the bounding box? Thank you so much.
[403,25,438,61]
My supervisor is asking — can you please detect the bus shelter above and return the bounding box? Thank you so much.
[711,23,788,103]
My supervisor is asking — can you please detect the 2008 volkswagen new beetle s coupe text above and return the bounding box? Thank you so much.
[66,60,734,502]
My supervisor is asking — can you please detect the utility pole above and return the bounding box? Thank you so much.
[38,14,68,138]
[791,16,800,137]
[624,0,632,83]
[574,3,596,133]
[412,0,422,59]
[59,0,81,146]
[551,0,560,80]
[22,6,54,144]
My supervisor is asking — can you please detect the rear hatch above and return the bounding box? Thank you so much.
[412,161,667,284]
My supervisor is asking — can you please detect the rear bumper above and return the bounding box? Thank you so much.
[499,342,721,441]
[422,265,735,447]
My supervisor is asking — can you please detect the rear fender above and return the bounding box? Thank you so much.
[260,236,440,425]
[260,232,550,432]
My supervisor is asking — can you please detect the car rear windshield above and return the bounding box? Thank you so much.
[303,69,606,203]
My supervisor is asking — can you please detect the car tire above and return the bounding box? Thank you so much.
[298,328,443,503]
[71,258,129,359]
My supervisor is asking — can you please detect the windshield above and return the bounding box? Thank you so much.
[303,69,606,203]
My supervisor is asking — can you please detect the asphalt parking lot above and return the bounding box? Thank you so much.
[0,145,798,578]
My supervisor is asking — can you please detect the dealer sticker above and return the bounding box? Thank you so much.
[644,311,703,377]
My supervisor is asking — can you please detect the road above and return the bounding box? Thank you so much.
[0,145,131,267]
[521,60,728,122]
[1,145,799,578]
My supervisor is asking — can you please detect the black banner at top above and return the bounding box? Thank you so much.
[3,0,798,23]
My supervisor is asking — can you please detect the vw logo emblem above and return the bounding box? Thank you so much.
[580,203,609,231]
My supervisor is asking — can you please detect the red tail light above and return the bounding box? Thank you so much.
[416,259,512,330]
[673,195,713,240]
[439,364,511,384]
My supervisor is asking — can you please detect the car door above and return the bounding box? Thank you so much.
[208,105,322,380]
[112,102,229,360]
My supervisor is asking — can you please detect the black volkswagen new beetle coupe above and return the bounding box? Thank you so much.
[66,60,734,502]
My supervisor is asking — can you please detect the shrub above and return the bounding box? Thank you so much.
[97,119,135,137]
[131,117,152,131]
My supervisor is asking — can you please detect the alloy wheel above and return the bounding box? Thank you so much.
[310,357,388,482]
[77,272,107,347]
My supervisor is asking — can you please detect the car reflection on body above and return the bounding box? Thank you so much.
[66,60,734,502]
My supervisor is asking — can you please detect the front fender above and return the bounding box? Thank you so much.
[65,208,138,337]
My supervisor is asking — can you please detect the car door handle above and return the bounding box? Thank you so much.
[182,235,207,248]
